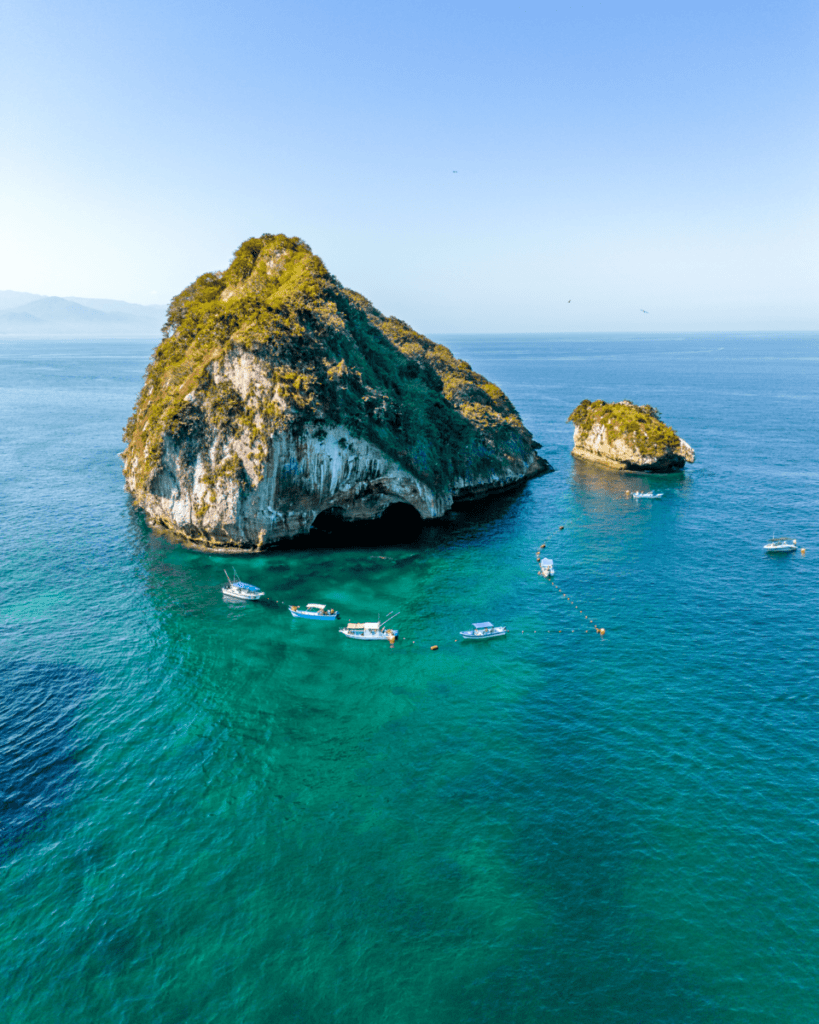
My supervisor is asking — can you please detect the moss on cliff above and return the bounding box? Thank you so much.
[568,400,680,457]
[124,234,544,496]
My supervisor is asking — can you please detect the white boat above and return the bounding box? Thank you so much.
[538,557,554,578]
[289,603,339,619]
[764,536,798,553]
[459,621,507,640]
[632,491,663,500]
[221,569,264,601]
[339,611,399,640]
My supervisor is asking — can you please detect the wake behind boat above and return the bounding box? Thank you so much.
[631,490,663,499]
[289,603,339,619]
[339,611,399,640]
[459,621,507,640]
[221,569,264,601]
[764,536,798,553]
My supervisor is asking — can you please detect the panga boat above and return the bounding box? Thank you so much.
[459,621,507,640]
[632,491,663,500]
[339,611,399,640]
[764,537,798,553]
[538,557,554,578]
[221,570,264,601]
[289,603,339,619]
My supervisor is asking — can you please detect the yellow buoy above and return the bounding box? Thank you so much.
[430,645,438,651]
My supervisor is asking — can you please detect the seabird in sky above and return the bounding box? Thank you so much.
[640,309,648,314]
[568,299,571,303]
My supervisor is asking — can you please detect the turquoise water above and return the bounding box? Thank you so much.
[1,333,818,1023]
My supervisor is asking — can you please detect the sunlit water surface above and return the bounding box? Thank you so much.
[1,333,817,1023]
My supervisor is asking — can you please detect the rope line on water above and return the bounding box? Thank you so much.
[536,522,606,638]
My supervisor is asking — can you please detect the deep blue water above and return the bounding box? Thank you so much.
[1,332,817,1023]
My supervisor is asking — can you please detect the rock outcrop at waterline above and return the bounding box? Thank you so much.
[568,400,695,472]
[122,234,551,548]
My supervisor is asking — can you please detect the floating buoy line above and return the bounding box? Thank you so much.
[536,521,606,637]
[233,522,606,645]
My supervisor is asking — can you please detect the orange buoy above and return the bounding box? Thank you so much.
[599,628,606,636]
[430,645,438,651]
[801,548,806,555]
[559,525,565,530]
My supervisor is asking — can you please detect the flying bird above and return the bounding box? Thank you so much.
[640,309,648,314]
[568,299,571,303]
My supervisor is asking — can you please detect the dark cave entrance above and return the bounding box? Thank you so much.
[304,502,424,548]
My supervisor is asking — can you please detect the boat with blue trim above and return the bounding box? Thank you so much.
[221,570,264,601]
[289,603,339,619]
[340,611,399,640]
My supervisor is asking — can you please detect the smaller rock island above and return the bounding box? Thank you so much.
[568,400,694,472]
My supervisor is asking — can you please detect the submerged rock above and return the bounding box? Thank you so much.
[123,234,551,548]
[568,400,695,472]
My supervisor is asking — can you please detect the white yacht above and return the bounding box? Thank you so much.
[764,537,798,553]
[538,557,554,578]
[459,621,507,640]
[340,611,399,640]
[221,570,264,601]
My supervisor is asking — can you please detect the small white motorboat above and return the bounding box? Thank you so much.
[289,603,339,619]
[221,570,264,601]
[632,491,663,500]
[459,621,507,640]
[538,557,554,578]
[764,536,798,553]
[340,611,399,640]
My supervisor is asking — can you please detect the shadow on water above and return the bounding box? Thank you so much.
[0,660,92,860]
[273,484,532,552]
[285,501,426,549]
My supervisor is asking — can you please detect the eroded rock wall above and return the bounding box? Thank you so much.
[132,421,544,548]
[571,422,695,472]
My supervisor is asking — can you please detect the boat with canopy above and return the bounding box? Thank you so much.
[289,603,339,619]
[459,621,507,640]
[221,570,264,601]
[339,612,399,640]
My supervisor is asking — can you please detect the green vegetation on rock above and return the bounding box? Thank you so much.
[568,399,680,457]
[124,234,544,498]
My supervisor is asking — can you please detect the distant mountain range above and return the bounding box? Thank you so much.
[0,291,167,336]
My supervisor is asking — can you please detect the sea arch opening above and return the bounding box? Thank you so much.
[306,500,424,547]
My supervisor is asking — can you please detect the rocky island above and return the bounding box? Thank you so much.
[123,234,551,549]
[568,400,694,472]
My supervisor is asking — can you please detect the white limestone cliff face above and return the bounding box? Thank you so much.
[130,421,543,549]
[125,348,546,548]
[571,421,695,472]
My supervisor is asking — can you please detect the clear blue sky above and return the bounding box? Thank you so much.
[1,0,816,331]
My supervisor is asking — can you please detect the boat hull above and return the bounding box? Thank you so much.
[339,629,399,640]
[459,628,507,640]
[222,587,263,601]
[289,608,339,619]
